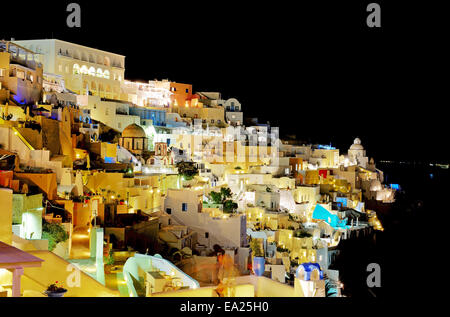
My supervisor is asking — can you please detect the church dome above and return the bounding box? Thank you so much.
[122,124,146,138]
[350,138,364,150]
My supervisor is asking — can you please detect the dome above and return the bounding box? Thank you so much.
[296,263,324,281]
[122,124,146,138]
[350,137,364,150]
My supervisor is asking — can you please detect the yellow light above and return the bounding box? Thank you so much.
[157,189,160,193]
[111,195,115,199]
[149,189,154,193]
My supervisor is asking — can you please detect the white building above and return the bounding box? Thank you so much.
[13,39,125,99]
[348,138,368,168]
[121,79,172,108]
[77,95,140,132]
[163,189,247,250]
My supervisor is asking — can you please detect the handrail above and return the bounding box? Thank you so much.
[11,126,35,150]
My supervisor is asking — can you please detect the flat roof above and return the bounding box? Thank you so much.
[0,241,44,268]
[13,39,125,58]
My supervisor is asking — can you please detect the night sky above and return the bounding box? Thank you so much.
[2,1,447,162]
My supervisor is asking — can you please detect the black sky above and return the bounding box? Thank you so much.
[1,0,448,162]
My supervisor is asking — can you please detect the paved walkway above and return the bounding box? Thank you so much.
[70,226,91,259]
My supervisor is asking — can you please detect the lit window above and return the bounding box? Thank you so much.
[73,64,80,74]
[80,65,88,74]
[0,68,5,77]
[88,67,95,76]
[58,64,62,72]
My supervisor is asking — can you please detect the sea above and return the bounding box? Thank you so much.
[333,161,448,298]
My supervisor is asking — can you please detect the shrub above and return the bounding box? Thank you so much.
[250,239,264,257]
[42,222,69,251]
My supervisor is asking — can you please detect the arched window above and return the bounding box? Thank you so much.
[96,68,103,77]
[80,65,88,75]
[88,67,96,76]
[103,70,110,79]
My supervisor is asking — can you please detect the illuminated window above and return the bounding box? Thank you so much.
[96,68,103,77]
[88,67,96,76]
[73,64,80,74]
[0,68,5,77]
[58,64,62,72]
[103,70,110,79]
[80,65,88,74]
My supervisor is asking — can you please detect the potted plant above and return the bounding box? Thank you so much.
[250,239,265,276]
[104,250,115,274]
[44,281,67,297]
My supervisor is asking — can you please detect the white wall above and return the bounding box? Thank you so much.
[163,189,246,249]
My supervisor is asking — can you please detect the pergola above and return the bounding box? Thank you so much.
[0,241,44,297]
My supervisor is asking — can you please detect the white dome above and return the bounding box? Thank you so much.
[350,138,364,150]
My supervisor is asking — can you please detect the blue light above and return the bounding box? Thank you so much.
[312,204,349,229]
[104,157,115,163]
[390,184,400,190]
[336,197,347,207]
[317,144,336,150]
